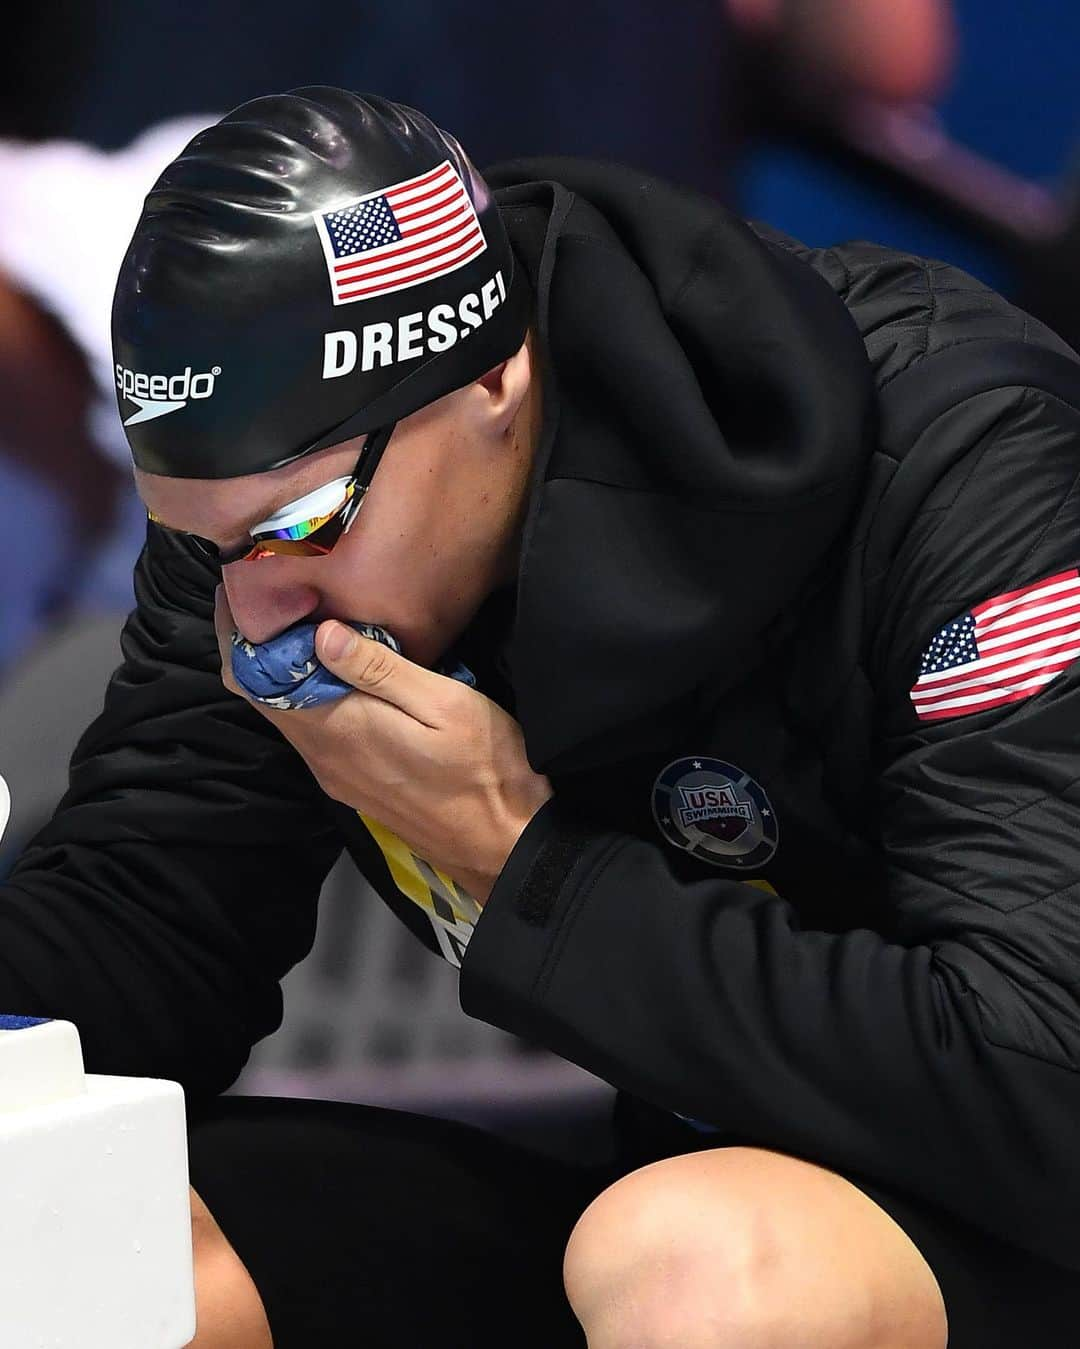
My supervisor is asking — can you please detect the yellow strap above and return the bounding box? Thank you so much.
[358,812,481,928]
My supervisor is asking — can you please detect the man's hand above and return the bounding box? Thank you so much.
[214,590,554,905]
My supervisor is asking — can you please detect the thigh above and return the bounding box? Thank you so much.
[187,1095,607,1349]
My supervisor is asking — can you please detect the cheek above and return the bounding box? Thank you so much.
[335,501,435,595]
[327,524,457,658]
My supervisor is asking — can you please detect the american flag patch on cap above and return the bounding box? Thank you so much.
[910,567,1080,722]
[313,160,487,306]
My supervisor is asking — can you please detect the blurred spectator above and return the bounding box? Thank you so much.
[0,273,113,665]
[0,118,213,671]
[729,0,956,103]
[739,0,1077,292]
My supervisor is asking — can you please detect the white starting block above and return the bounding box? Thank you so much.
[0,1015,196,1348]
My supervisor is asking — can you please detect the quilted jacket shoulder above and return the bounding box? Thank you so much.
[749,221,1079,388]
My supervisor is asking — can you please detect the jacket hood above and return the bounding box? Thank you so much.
[481,157,878,775]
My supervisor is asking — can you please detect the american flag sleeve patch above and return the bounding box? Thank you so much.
[910,567,1080,722]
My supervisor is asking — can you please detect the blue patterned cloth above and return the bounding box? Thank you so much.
[231,620,476,710]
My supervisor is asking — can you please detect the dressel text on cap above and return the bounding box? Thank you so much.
[322,269,507,380]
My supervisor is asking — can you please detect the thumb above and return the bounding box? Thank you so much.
[316,620,448,723]
[316,621,404,701]
[315,620,359,665]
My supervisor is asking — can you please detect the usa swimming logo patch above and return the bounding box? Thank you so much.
[652,757,778,869]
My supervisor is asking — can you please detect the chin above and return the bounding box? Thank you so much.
[409,638,449,670]
[345,609,461,670]
[375,625,442,669]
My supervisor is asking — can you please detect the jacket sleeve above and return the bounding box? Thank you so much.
[0,525,342,1100]
[460,381,1080,1268]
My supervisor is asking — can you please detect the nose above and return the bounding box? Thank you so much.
[222,561,321,645]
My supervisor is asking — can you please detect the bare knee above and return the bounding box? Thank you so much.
[562,1149,947,1349]
[563,1159,771,1348]
[185,1186,274,1349]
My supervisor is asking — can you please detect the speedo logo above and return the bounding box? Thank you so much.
[322,269,507,379]
[115,363,221,426]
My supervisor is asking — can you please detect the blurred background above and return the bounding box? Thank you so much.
[0,0,1076,1161]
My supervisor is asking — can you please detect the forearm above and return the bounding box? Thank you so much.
[0,842,284,1098]
[461,802,1080,1268]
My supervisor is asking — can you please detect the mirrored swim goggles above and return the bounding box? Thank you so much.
[148,421,397,565]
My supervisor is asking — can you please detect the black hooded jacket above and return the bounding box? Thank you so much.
[5,157,1080,1268]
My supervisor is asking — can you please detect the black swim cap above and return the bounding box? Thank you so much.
[112,87,531,478]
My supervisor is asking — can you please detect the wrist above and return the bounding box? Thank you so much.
[469,791,555,909]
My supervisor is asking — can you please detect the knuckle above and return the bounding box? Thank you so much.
[357,645,396,687]
[432,685,467,724]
